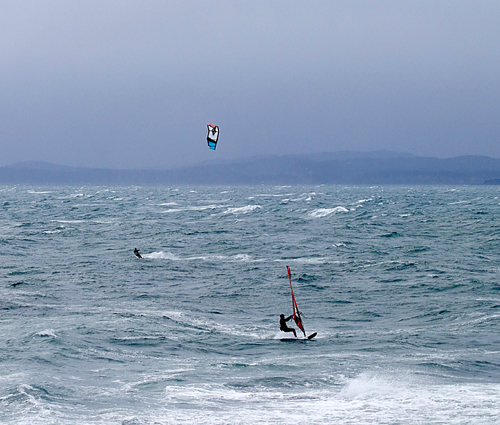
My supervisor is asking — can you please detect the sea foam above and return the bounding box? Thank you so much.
[309,207,348,217]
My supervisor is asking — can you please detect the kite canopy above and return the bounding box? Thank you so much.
[206,124,219,150]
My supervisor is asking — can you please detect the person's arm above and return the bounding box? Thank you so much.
[285,314,294,321]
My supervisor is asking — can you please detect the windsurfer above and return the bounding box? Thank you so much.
[280,314,297,338]
[134,248,142,259]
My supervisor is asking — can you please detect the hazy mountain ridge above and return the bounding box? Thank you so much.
[1,153,500,185]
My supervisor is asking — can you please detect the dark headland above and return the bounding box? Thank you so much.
[1,152,500,185]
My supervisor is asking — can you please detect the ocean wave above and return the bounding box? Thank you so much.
[356,198,373,204]
[161,205,223,213]
[249,193,294,198]
[289,192,316,202]
[309,207,348,218]
[52,220,85,224]
[36,329,57,338]
[341,373,402,398]
[223,205,261,215]
[43,229,64,234]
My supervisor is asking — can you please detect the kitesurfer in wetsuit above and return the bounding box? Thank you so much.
[280,314,297,338]
[134,248,142,259]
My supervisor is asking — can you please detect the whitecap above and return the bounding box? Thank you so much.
[341,376,399,401]
[309,207,348,218]
[36,329,57,338]
[162,205,222,213]
[290,193,314,202]
[223,205,261,215]
[251,193,294,197]
[229,254,255,262]
[52,220,85,224]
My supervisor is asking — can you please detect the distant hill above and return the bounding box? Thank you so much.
[1,153,500,185]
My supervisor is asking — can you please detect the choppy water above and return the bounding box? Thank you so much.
[1,184,500,424]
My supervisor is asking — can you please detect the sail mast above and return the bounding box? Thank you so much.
[287,266,306,336]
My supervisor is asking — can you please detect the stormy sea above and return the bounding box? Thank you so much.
[1,184,499,424]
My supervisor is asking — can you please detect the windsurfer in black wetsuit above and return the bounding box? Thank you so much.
[134,248,142,259]
[280,314,297,338]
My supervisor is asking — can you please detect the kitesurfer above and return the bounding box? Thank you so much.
[280,314,297,338]
[134,248,142,259]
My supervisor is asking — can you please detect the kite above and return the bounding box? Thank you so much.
[206,124,219,150]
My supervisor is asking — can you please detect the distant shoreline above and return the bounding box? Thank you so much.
[2,152,500,185]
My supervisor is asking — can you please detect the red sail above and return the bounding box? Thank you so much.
[287,266,306,336]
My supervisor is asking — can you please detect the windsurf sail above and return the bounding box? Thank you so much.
[287,265,306,336]
[206,124,219,150]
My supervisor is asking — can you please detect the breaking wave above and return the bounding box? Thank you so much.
[309,207,348,218]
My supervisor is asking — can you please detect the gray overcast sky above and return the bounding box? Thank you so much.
[1,1,499,169]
